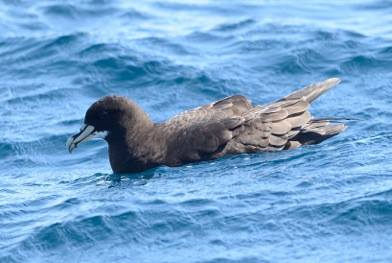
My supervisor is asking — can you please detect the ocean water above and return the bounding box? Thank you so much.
[1,0,392,262]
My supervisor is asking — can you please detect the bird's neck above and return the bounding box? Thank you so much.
[106,108,162,173]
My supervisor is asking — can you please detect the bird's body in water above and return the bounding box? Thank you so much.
[67,78,346,173]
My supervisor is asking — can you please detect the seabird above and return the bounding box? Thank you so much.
[67,78,346,173]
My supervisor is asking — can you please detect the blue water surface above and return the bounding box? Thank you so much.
[1,1,392,262]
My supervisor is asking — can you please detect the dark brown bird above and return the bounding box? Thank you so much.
[66,78,346,173]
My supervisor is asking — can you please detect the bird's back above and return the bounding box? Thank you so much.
[162,95,252,128]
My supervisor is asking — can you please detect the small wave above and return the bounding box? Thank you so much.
[9,206,208,256]
[378,45,392,58]
[198,256,265,263]
[212,19,257,33]
[279,197,392,231]
[119,9,152,20]
[0,142,14,159]
[340,55,392,74]
[354,0,392,11]
[0,33,87,80]
[42,3,118,19]
[78,43,123,58]
[134,37,195,56]
[18,215,114,252]
[40,33,86,50]
[331,199,392,227]
[179,198,216,207]
[0,133,106,170]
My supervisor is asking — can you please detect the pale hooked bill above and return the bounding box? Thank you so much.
[66,124,107,153]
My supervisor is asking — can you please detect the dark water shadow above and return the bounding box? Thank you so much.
[104,168,158,188]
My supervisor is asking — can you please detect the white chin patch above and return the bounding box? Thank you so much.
[95,131,108,139]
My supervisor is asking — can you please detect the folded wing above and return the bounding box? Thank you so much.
[161,78,345,165]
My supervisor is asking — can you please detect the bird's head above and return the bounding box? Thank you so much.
[66,95,140,153]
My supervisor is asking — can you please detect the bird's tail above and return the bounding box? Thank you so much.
[280,78,341,103]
